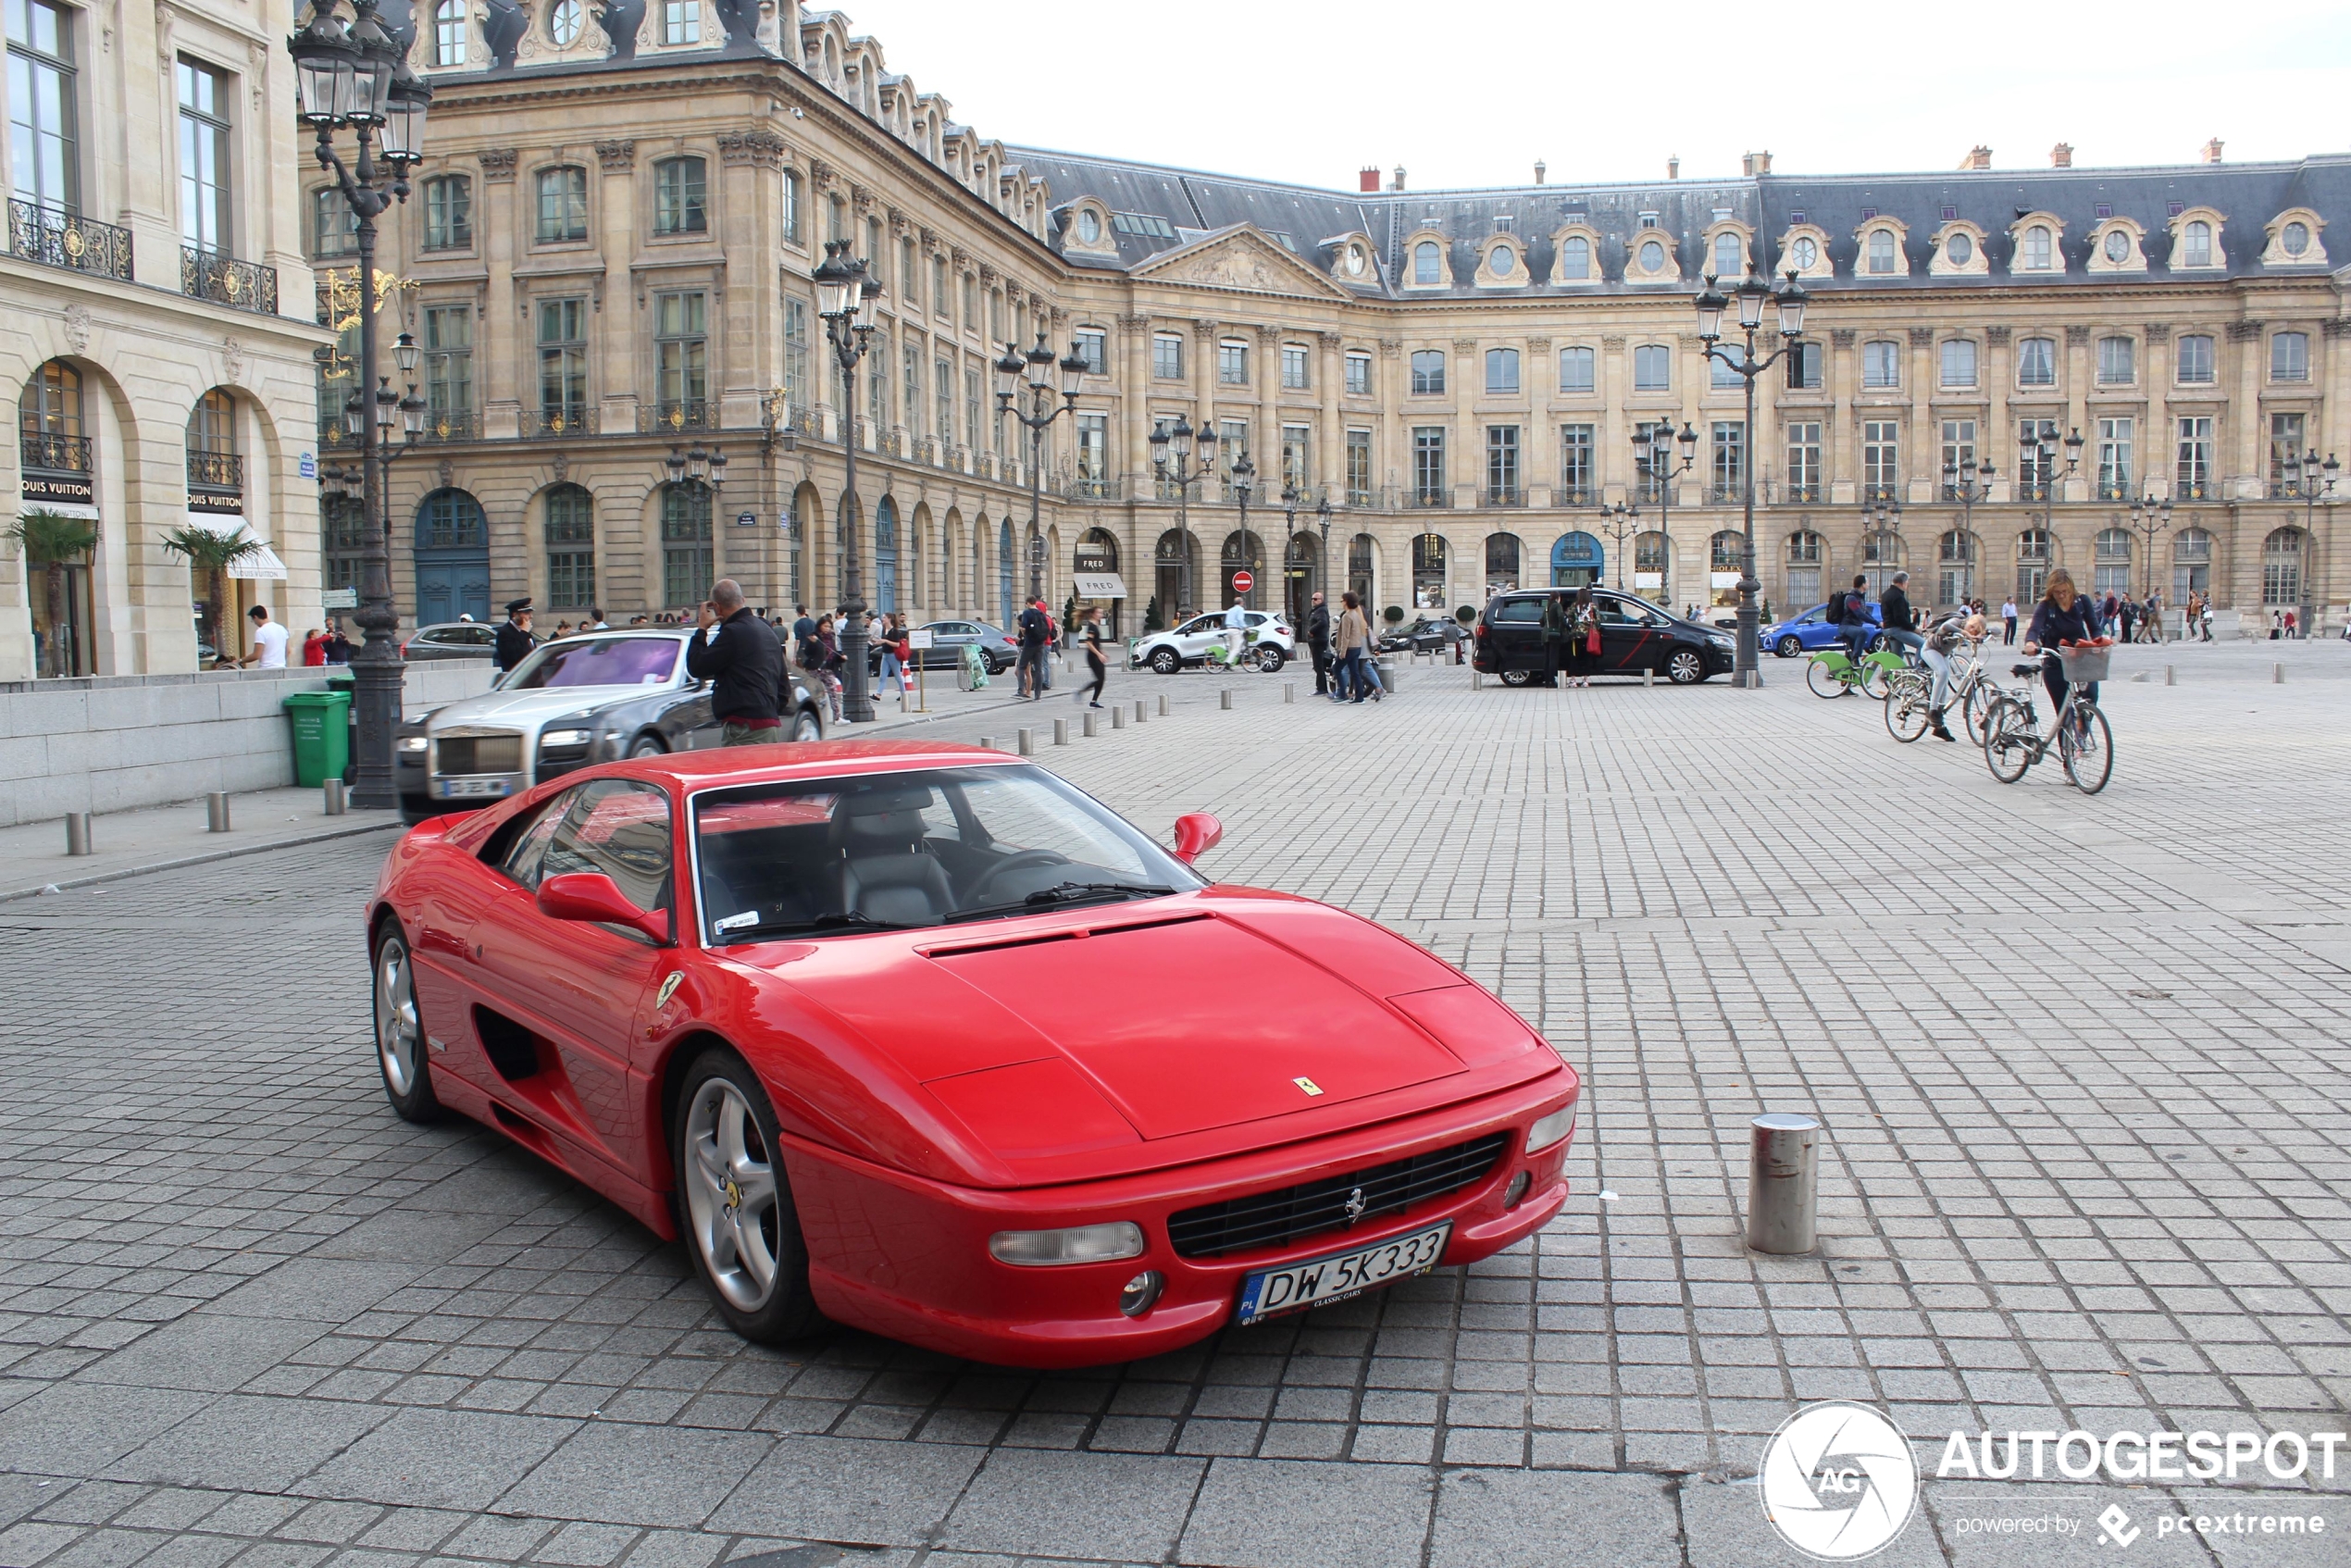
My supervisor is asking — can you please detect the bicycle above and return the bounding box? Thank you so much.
[1806,641,1909,700]
[1981,645,2114,793]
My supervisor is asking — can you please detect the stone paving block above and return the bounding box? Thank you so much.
[79,1313,330,1393]
[496,1421,770,1528]
[293,1409,579,1512]
[944,1449,1205,1562]
[705,1434,983,1546]
[1177,1457,1433,1568]
[1429,1468,1681,1568]
[106,1393,393,1493]
[0,1384,213,1475]
[205,1261,422,1324]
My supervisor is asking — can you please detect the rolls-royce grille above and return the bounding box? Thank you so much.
[436,735,523,775]
[1167,1132,1509,1260]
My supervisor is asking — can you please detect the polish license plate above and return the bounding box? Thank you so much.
[437,778,510,798]
[1235,1221,1451,1325]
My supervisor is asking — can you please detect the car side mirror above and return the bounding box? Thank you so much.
[537,872,671,944]
[1171,812,1223,865]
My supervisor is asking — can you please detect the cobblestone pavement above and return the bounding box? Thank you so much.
[2,638,2345,1568]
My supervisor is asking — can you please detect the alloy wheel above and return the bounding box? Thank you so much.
[681,1076,782,1312]
[374,938,422,1097]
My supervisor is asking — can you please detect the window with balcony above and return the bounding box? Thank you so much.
[1862,420,1899,499]
[176,58,230,255]
[1785,422,1821,501]
[1485,347,1519,394]
[1281,342,1309,390]
[784,296,809,415]
[8,0,80,217]
[1559,345,1595,392]
[2096,417,2134,499]
[185,388,241,509]
[1218,340,1248,385]
[1281,423,1311,491]
[536,297,589,429]
[2096,336,2135,385]
[1412,427,1446,504]
[1788,341,1823,391]
[544,484,595,608]
[1862,339,1900,389]
[2271,330,2309,382]
[2270,412,2307,492]
[422,174,471,251]
[1410,350,1445,395]
[654,291,707,427]
[1076,414,1108,492]
[2175,333,2215,384]
[1710,421,1745,501]
[1939,339,1977,388]
[535,166,587,243]
[2175,416,2213,499]
[1345,429,1373,505]
[421,304,472,434]
[1559,424,1593,504]
[1941,419,1976,492]
[902,341,921,438]
[653,156,706,235]
[2016,417,2059,497]
[1485,426,1519,503]
[1710,342,1746,390]
[936,356,952,448]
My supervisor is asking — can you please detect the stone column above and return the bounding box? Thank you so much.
[1118,314,1153,487]
[2228,320,2265,501]
[1828,329,1858,504]
[1984,326,2012,504]
[2145,324,2172,501]
[1526,337,1552,504]
[477,151,520,434]
[1600,336,1627,503]
[1316,330,1343,501]
[2062,325,2091,502]
[1907,327,1935,504]
[1450,335,1476,509]
[594,140,640,436]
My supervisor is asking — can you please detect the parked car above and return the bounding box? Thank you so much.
[1131,610,1296,673]
[1473,589,1735,684]
[866,619,1017,676]
[1379,616,1471,655]
[365,743,1578,1365]
[403,621,499,661]
[395,628,826,825]
[1760,601,1885,658]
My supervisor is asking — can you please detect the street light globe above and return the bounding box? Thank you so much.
[993,345,1024,398]
[1734,270,1771,330]
[1773,271,1808,336]
[812,241,857,318]
[1693,277,1728,342]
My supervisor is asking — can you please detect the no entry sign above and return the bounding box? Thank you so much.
[1231,570,1254,594]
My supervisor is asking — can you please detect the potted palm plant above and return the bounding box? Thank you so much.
[161,525,261,668]
[6,508,98,678]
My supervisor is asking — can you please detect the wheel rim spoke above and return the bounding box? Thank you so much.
[683,1076,781,1312]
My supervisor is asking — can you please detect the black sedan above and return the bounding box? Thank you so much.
[1472,590,1736,685]
[1379,616,1472,654]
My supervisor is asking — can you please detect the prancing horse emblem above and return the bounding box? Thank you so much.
[655,972,683,1009]
[1294,1076,1323,1096]
[1343,1187,1367,1223]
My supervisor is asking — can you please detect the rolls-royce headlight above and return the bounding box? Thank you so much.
[398,735,428,753]
[541,728,592,748]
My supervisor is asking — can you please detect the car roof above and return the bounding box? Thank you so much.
[639,739,1017,788]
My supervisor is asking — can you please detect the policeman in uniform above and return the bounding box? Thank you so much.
[493,598,537,673]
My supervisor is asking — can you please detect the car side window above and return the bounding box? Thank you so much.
[540,778,674,917]
[1797,608,1822,624]
[464,627,496,645]
[498,794,572,889]
[1490,599,1543,624]
[1596,600,1636,626]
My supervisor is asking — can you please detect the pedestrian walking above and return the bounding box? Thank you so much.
[1539,592,1565,687]
[1076,605,1109,708]
[2284,608,2299,640]
[1223,596,1248,666]
[1016,598,1052,699]
[493,598,536,673]
[687,579,788,745]
[2001,597,2019,645]
[1334,591,1371,702]
[1306,591,1333,695]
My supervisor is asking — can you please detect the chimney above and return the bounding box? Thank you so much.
[2049,143,2072,168]
[1359,166,1379,193]
[1742,150,1772,176]
[1958,145,1992,171]
[2201,137,2224,164]
[1390,165,1406,192]
[1667,155,1680,180]
[1534,160,1547,185]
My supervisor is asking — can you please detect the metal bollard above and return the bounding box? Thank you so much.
[65,812,93,857]
[1284,682,1295,703]
[1135,699,1148,723]
[323,778,348,815]
[1017,728,1034,755]
[1747,1114,1820,1254]
[1053,717,1068,746]
[2165,665,2175,687]
[1112,705,1126,729]
[2274,663,2284,684]
[1157,694,1169,716]
[206,791,231,833]
[978,734,993,751]
[1220,688,1232,710]
[1642,666,1653,688]
[1383,661,1400,691]
[1082,711,1098,739]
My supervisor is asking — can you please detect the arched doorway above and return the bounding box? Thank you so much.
[998,517,1014,627]
[1348,533,1376,612]
[1709,529,1745,613]
[2171,528,2211,603]
[1550,530,1601,589]
[1153,528,1197,627]
[1074,526,1123,637]
[1483,532,1521,597]
[1411,532,1448,611]
[2015,529,2053,604]
[1634,530,1669,605]
[1937,530,1978,608]
[875,496,899,613]
[1785,529,1823,608]
[2093,528,2132,599]
[414,488,491,624]
[2263,527,2307,614]
[661,482,714,609]
[1860,529,1906,600]
[1220,529,1265,609]
[1284,531,1318,630]
[541,484,596,611]
[19,360,95,675]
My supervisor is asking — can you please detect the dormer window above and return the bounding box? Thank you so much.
[1076,208,1101,245]
[1789,235,1818,270]
[1712,231,1740,276]
[2023,226,2053,269]
[2183,219,2213,267]
[1866,230,1897,273]
[1340,242,1368,277]
[1558,234,1592,280]
[2102,230,2129,263]
[1412,239,1443,285]
[1637,238,1667,273]
[1947,232,1973,265]
[1488,243,1515,277]
[2283,220,2310,256]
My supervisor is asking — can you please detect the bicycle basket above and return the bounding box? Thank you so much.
[2057,644,2111,683]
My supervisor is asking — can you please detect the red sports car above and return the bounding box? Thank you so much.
[367,741,1578,1367]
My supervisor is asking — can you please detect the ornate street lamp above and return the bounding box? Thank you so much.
[998,331,1087,604]
[1942,455,1996,612]
[1693,268,1807,687]
[1148,415,1219,618]
[1594,502,1640,591]
[1229,452,1258,610]
[287,0,429,808]
[812,240,881,720]
[2125,493,2175,608]
[1632,420,1698,608]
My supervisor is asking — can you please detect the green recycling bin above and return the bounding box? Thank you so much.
[284,689,352,788]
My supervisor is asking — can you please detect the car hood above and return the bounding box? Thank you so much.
[423,684,678,730]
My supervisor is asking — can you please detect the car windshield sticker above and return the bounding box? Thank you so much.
[713,911,758,932]
[699,794,838,835]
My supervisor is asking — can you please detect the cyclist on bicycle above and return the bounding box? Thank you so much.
[2018,567,2103,729]
[1878,572,1923,661]
[1921,602,1984,742]
[1834,574,1873,666]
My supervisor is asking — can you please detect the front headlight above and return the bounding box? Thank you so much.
[541,728,592,748]
[1525,1100,1579,1153]
[1707,635,1735,650]
[988,1221,1146,1267]
[398,735,428,753]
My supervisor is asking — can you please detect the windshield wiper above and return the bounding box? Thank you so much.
[712,911,919,942]
[945,881,1175,924]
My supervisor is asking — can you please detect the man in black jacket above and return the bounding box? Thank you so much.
[493,598,536,673]
[688,579,786,744]
[1878,572,1923,659]
[1835,575,1873,666]
[1306,591,1332,695]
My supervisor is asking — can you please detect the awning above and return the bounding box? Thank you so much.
[1073,573,1127,599]
[229,543,289,579]
[183,514,247,537]
[1710,571,1741,590]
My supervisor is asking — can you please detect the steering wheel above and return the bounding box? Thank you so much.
[966,849,1070,903]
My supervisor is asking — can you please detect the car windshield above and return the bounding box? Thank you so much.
[692,765,1203,943]
[504,636,680,690]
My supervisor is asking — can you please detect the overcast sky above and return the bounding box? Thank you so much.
[838,0,2351,193]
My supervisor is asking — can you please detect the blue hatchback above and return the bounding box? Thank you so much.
[1762,601,1883,657]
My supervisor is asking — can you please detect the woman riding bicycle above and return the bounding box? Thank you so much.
[2018,568,2102,727]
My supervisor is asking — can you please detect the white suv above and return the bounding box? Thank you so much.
[1131,609,1296,673]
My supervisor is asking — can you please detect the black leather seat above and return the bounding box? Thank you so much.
[833,792,953,926]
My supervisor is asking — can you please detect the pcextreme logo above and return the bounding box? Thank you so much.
[1760,1402,1921,1561]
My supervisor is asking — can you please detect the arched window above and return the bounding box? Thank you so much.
[1784,529,1823,607]
[535,166,588,243]
[547,0,583,44]
[1549,530,1601,589]
[874,496,898,613]
[2171,527,2211,599]
[1787,530,1823,563]
[2263,527,2307,606]
[2022,226,2053,270]
[1710,530,1743,571]
[1411,532,1447,610]
[1412,240,1442,284]
[185,389,241,503]
[1348,533,1375,608]
[2016,528,2052,603]
[998,517,1014,627]
[1559,235,1590,280]
[660,482,713,608]
[1633,531,1669,604]
[417,488,486,548]
[1712,232,1741,277]
[1220,529,1265,607]
[431,0,466,65]
[543,484,594,608]
[1152,528,1197,623]
[1484,532,1521,593]
[2182,219,2213,267]
[1938,530,1978,605]
[2093,528,2132,598]
[653,156,707,235]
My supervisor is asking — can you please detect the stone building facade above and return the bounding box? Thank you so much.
[1,0,327,680]
[352,2,2345,649]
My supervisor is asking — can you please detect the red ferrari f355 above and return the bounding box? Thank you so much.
[367,741,1578,1367]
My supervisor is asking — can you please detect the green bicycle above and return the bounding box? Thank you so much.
[1806,643,1909,700]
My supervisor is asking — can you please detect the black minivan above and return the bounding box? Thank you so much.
[1473,589,1735,684]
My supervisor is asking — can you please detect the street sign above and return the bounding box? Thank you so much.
[321,587,357,609]
[1231,570,1254,594]
[735,511,757,528]
[299,452,317,480]
[908,629,935,649]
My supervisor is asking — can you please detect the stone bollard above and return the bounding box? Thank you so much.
[1284,682,1295,703]
[1017,728,1034,754]
[2274,663,2284,684]
[324,779,348,815]
[2165,665,2175,687]
[1381,660,1400,691]
[65,813,93,857]
[1642,666,1654,688]
[978,735,993,751]
[1082,711,1098,739]
[206,792,231,833]
[1220,688,1232,710]
[1113,705,1126,729]
[1053,717,1069,746]
[1135,699,1148,723]
[1157,694,1169,716]
[1747,1114,1820,1254]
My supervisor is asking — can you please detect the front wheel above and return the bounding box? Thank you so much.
[1961,679,1996,745]
[1982,699,2034,783]
[1775,634,1802,658]
[1499,668,1534,688]
[1860,661,1895,701]
[1664,648,1705,684]
[674,1049,824,1345]
[372,923,443,1124]
[1884,683,1930,742]
[1253,645,1286,673]
[1149,647,1179,675]
[790,708,823,743]
[1805,660,1850,699]
[2060,703,2114,794]
[629,735,666,758]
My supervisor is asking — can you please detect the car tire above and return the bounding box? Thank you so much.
[1254,645,1286,673]
[1664,649,1707,684]
[790,708,823,742]
[1774,634,1802,658]
[1499,668,1533,687]
[1150,647,1179,675]
[371,921,443,1125]
[672,1047,824,1345]
[629,735,666,758]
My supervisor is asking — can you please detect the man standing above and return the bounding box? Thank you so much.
[585,605,609,631]
[2001,596,2019,645]
[790,604,815,648]
[689,579,787,745]
[1016,597,1052,699]
[240,604,288,668]
[493,599,536,674]
[1305,590,1332,696]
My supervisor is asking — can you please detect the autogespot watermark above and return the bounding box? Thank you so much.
[1759,1402,2345,1560]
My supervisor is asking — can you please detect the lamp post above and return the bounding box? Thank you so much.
[1594,502,1640,591]
[757,385,794,606]
[1631,420,1698,612]
[1278,480,1329,619]
[996,332,1088,605]
[1229,453,1258,610]
[812,239,881,721]
[1693,269,1808,688]
[2022,426,2085,502]
[2124,493,2174,609]
[1148,416,1220,618]
[1860,492,1905,602]
[2280,448,2341,526]
[1939,455,1996,616]
[287,0,429,808]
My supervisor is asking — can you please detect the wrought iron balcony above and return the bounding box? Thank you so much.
[519,405,596,439]
[317,420,360,451]
[1480,487,1525,508]
[1707,482,1744,504]
[1346,486,1375,507]
[2016,481,2053,502]
[1785,482,1821,503]
[1061,474,1121,501]
[186,450,243,492]
[2096,480,2133,501]
[180,247,279,315]
[414,408,479,443]
[1555,485,1594,506]
[21,430,92,474]
[8,201,133,280]
[2174,479,2210,501]
[642,399,714,434]
[1407,488,1451,510]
